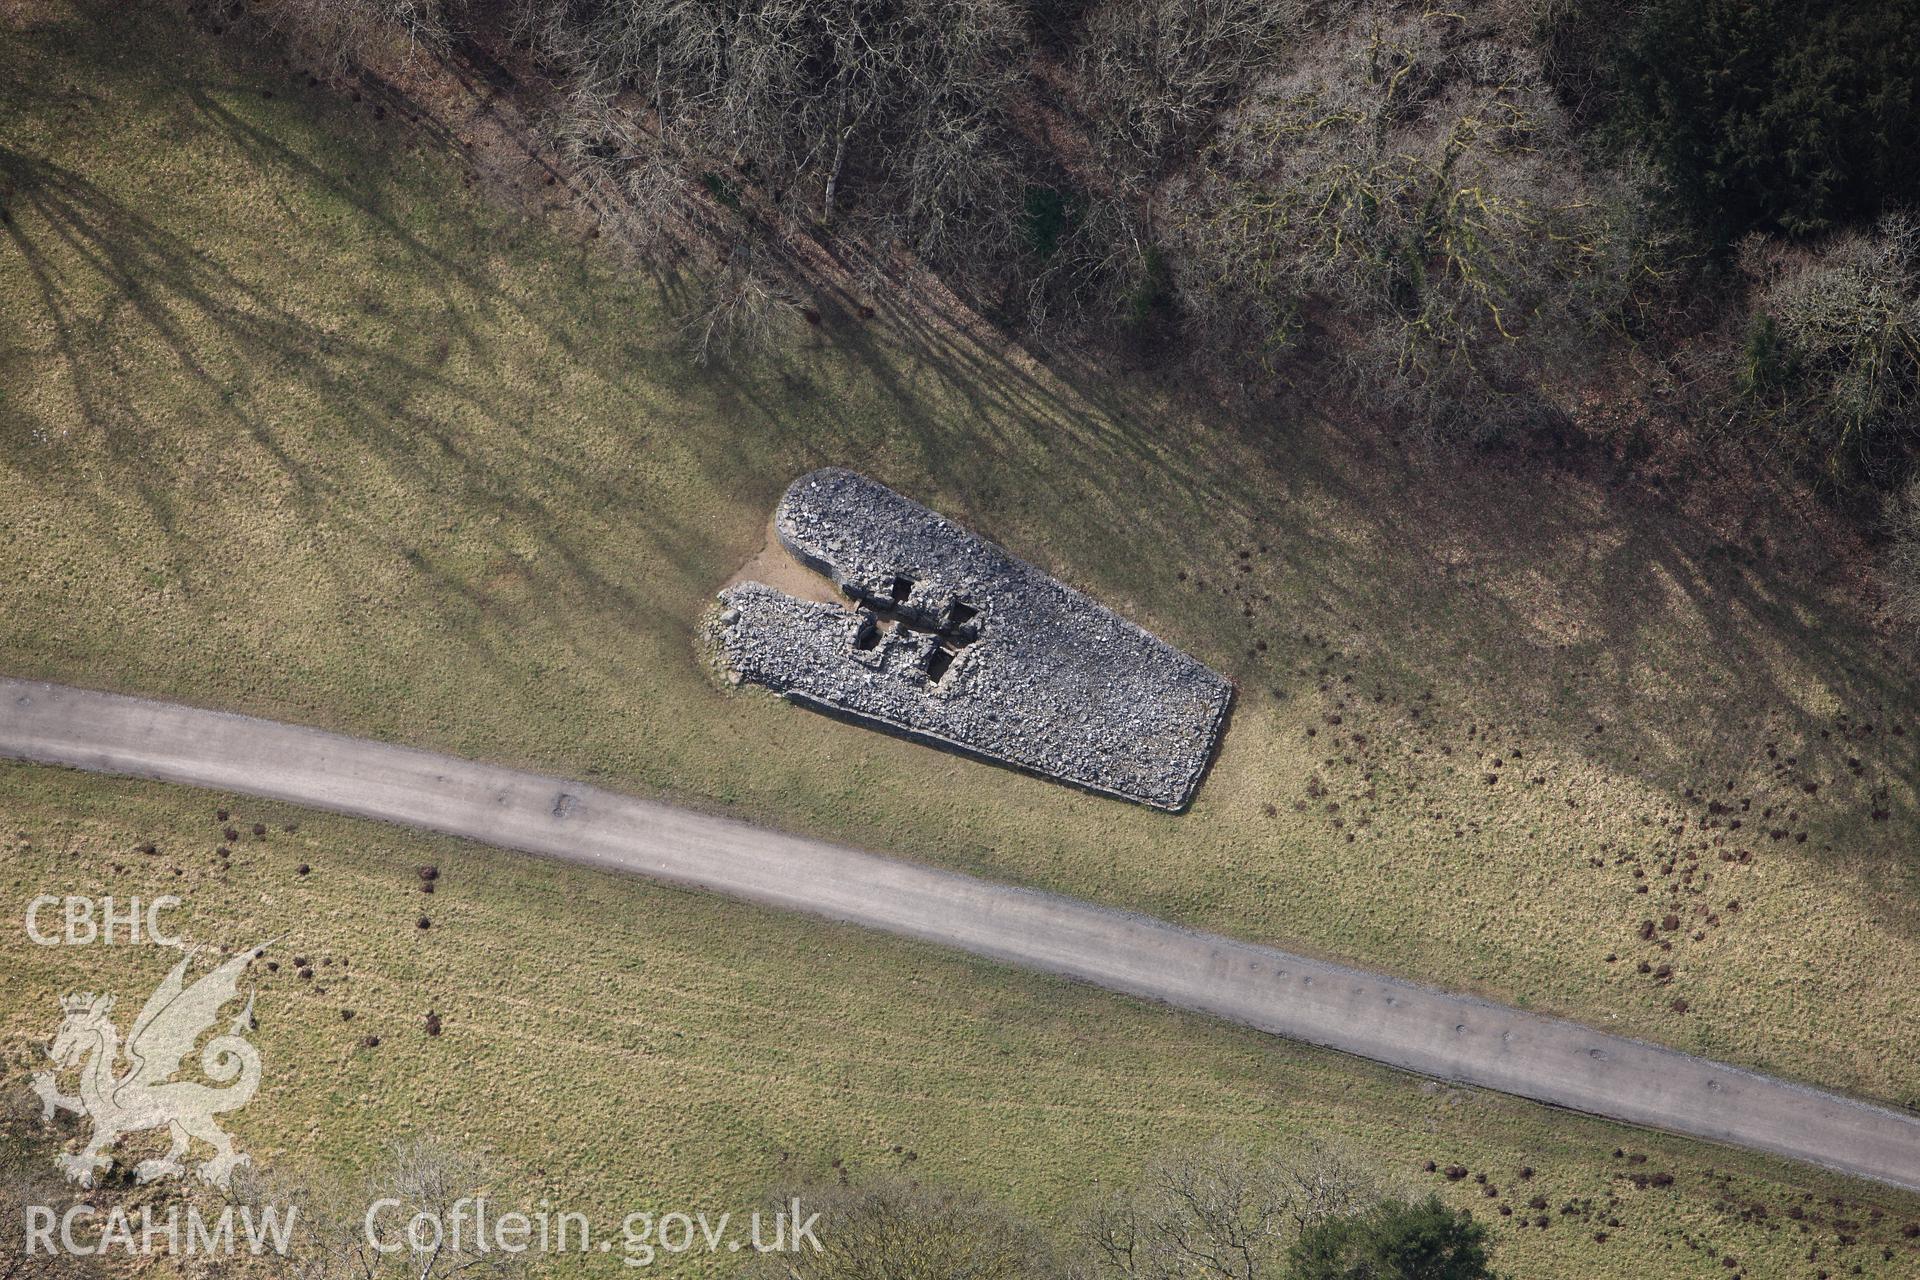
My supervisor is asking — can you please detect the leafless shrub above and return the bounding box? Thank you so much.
[1019,193,1155,340]
[1,1170,96,1280]
[1737,212,1920,487]
[1,1102,109,1279]
[681,242,803,365]
[231,1139,526,1280]
[1023,0,1303,342]
[1073,1141,1384,1280]
[1520,0,1636,126]
[254,0,456,73]
[760,1175,1057,1280]
[548,86,691,250]
[1884,476,1920,629]
[848,16,1026,274]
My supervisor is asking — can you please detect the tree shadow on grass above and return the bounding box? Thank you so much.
[3,2,1912,914]
[0,132,710,713]
[791,183,1919,906]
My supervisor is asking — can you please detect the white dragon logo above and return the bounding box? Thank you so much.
[31,945,268,1189]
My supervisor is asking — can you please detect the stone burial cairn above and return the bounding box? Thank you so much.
[707,468,1232,810]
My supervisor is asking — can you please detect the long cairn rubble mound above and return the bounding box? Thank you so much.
[708,468,1233,810]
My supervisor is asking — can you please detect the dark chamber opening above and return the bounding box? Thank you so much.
[926,647,955,682]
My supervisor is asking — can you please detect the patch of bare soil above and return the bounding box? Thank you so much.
[724,520,847,608]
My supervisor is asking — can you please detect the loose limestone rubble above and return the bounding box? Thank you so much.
[708,468,1232,810]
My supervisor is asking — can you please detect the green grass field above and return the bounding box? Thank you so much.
[1,0,1917,1241]
[4,765,1918,1277]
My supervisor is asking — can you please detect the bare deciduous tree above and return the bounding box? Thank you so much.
[760,1175,1058,1280]
[1074,0,1296,187]
[231,1139,528,1280]
[515,0,1026,272]
[2,1092,100,1280]
[1162,2,1668,438]
[1073,1142,1383,1280]
[1737,212,1920,487]
[1,1172,94,1280]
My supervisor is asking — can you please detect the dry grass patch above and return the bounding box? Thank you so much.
[0,1,1916,1115]
[3,766,1918,1277]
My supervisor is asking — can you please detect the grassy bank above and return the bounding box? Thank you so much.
[5,765,1919,1277]
[1,0,1916,1123]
